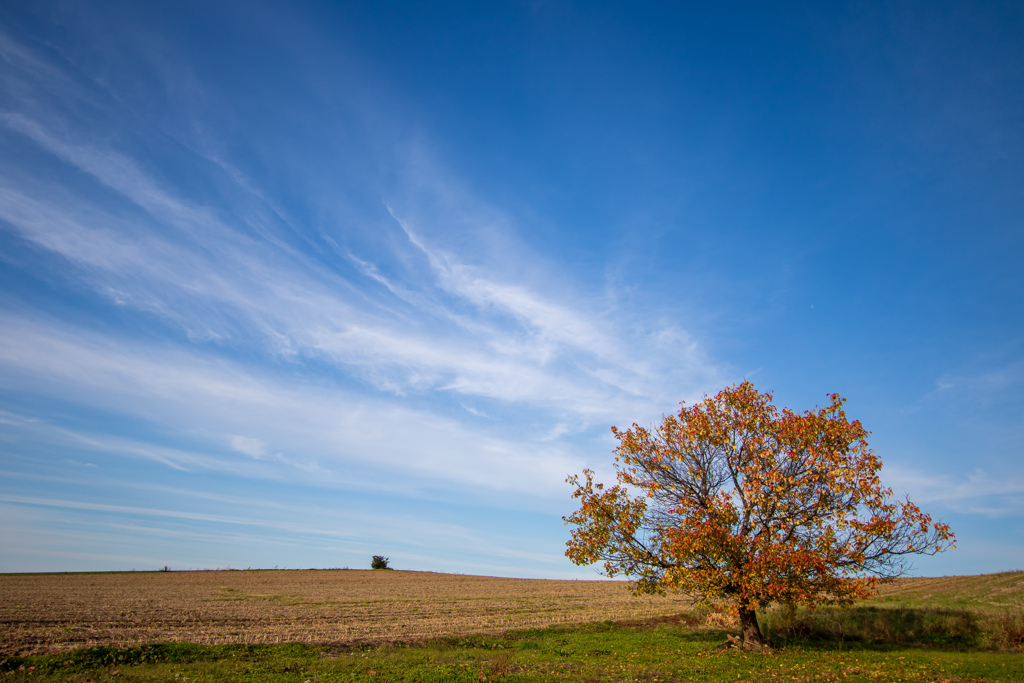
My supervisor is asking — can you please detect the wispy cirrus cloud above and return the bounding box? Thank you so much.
[0,96,721,427]
[884,465,1024,518]
[0,311,587,500]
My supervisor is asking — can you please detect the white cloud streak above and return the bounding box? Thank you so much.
[0,104,721,428]
[885,465,1024,517]
[0,312,585,499]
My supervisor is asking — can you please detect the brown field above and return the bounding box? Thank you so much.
[4,569,1022,657]
[0,569,693,656]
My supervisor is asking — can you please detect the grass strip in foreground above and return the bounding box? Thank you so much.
[2,619,1022,682]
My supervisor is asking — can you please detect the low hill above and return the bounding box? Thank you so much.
[869,570,1024,611]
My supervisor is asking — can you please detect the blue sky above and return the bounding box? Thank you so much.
[1,0,1022,578]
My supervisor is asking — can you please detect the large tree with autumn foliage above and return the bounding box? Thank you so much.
[564,382,954,646]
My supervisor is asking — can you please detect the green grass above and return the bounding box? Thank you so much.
[3,616,1022,682]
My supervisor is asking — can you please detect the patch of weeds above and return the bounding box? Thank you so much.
[760,604,1000,650]
[993,609,1024,649]
[1,643,216,674]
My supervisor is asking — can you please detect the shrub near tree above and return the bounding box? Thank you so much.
[564,382,954,647]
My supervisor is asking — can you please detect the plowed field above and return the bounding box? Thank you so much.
[0,570,693,656]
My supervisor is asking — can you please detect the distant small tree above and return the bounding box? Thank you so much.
[371,555,390,570]
[564,382,954,647]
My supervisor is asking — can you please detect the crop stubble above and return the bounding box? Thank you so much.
[0,570,693,656]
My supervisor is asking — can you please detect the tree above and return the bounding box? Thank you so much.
[371,555,390,570]
[564,382,954,647]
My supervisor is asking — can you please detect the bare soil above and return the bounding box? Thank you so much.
[6,570,1019,657]
[0,569,693,656]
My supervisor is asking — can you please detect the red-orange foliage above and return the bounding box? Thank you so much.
[564,382,954,645]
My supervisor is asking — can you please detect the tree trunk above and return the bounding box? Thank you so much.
[738,605,765,647]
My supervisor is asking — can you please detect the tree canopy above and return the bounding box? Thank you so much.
[564,382,954,646]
